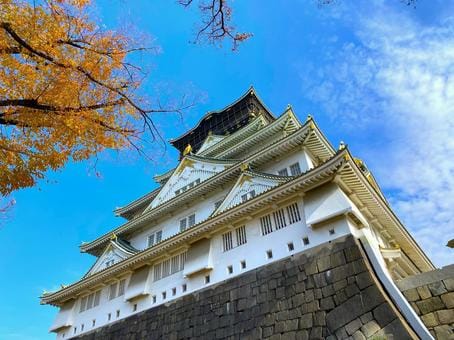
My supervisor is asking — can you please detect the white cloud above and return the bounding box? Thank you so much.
[301,3,454,266]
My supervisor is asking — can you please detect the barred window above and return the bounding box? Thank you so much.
[162,259,171,278]
[148,230,163,247]
[153,252,187,282]
[260,214,273,235]
[93,290,101,307]
[290,162,301,176]
[118,279,126,296]
[171,255,180,274]
[278,168,289,176]
[79,296,87,313]
[236,225,247,246]
[188,214,196,227]
[273,208,287,230]
[180,218,187,232]
[87,293,94,309]
[241,194,248,202]
[153,263,162,282]
[109,283,117,300]
[222,231,233,252]
[286,202,301,224]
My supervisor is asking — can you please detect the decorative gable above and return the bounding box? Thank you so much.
[146,155,237,211]
[85,238,138,277]
[213,170,290,215]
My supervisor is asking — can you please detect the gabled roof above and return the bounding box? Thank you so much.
[170,87,275,156]
[212,170,292,215]
[41,148,434,306]
[144,154,239,212]
[83,237,139,278]
[114,187,160,220]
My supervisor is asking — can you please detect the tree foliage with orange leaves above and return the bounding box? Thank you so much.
[0,0,250,196]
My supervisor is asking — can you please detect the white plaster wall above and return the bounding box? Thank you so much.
[56,146,354,339]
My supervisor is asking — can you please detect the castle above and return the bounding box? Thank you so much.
[42,88,452,339]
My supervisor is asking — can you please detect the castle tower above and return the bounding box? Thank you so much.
[41,88,438,339]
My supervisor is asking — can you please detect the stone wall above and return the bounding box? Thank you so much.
[76,236,417,340]
[397,265,454,339]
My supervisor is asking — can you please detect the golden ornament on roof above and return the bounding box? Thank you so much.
[240,163,249,171]
[339,141,346,150]
[110,233,117,241]
[183,144,192,156]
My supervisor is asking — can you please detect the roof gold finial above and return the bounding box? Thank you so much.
[183,144,192,156]
[110,233,117,241]
[306,114,312,122]
[339,141,346,150]
[240,163,249,172]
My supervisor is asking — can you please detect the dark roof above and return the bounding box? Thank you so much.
[116,238,140,254]
[170,87,275,156]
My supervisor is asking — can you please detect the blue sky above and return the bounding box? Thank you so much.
[1,0,453,338]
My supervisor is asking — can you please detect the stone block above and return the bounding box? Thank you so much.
[309,326,322,339]
[313,311,326,326]
[320,296,335,311]
[435,309,454,325]
[361,320,381,338]
[434,325,454,339]
[359,312,372,324]
[402,288,419,302]
[373,303,395,328]
[284,319,299,332]
[331,250,347,268]
[317,256,331,272]
[345,318,362,335]
[351,330,366,340]
[326,295,364,331]
[416,285,431,300]
[441,291,454,308]
[281,331,296,340]
[299,313,313,329]
[345,283,360,298]
[295,330,309,340]
[333,279,347,291]
[428,281,447,296]
[420,312,438,328]
[416,296,445,315]
[344,245,361,262]
[443,277,454,291]
[356,272,373,290]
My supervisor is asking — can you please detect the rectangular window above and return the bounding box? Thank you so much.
[109,283,117,300]
[240,260,246,269]
[278,168,289,176]
[152,295,156,303]
[290,162,301,176]
[286,202,301,224]
[180,218,187,232]
[148,230,163,247]
[153,263,162,281]
[222,231,233,252]
[236,225,247,246]
[241,193,248,202]
[273,208,287,230]
[172,287,176,296]
[108,313,111,321]
[118,279,126,296]
[153,252,187,282]
[92,320,96,327]
[182,284,187,292]
[266,250,273,259]
[162,259,171,278]
[250,190,256,198]
[287,242,295,251]
[205,275,210,284]
[188,214,196,227]
[260,214,273,235]
[302,237,310,245]
[81,324,84,331]
[162,291,166,299]
[93,290,101,307]
[79,296,87,313]
[116,310,120,318]
[133,304,137,312]
[87,293,94,309]
[227,265,233,274]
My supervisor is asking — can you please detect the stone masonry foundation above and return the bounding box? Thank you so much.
[76,236,418,340]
